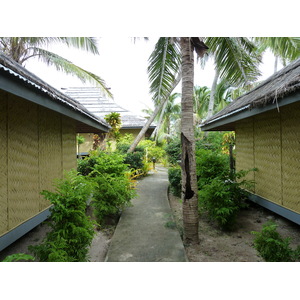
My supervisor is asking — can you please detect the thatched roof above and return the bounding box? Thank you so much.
[201,57,300,130]
[63,87,156,130]
[0,52,109,132]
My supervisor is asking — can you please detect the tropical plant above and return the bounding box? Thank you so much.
[0,37,112,96]
[29,170,95,262]
[168,166,182,197]
[104,112,122,141]
[253,37,300,72]
[193,85,211,120]
[2,253,35,262]
[252,220,300,262]
[152,92,181,141]
[130,37,262,244]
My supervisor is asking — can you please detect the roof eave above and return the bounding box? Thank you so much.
[201,90,300,131]
[0,68,109,133]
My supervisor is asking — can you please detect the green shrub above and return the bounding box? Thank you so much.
[83,151,137,224]
[123,152,145,174]
[91,172,136,224]
[139,140,166,162]
[252,220,300,262]
[199,170,254,230]
[168,166,182,197]
[77,156,98,176]
[2,253,35,262]
[196,131,224,152]
[29,171,95,262]
[196,148,229,189]
[165,139,181,165]
[91,151,128,176]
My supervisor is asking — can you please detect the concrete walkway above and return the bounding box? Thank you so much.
[105,166,187,262]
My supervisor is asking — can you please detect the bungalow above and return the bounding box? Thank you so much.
[201,58,300,225]
[0,53,109,250]
[62,87,156,154]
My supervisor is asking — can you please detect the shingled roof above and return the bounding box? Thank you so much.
[201,58,300,131]
[63,87,156,130]
[0,52,109,133]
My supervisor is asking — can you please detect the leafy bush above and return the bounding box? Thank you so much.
[77,156,99,176]
[196,131,225,152]
[29,171,95,262]
[199,176,249,230]
[196,148,229,189]
[123,152,144,175]
[80,151,136,224]
[139,140,166,162]
[91,172,136,224]
[168,166,182,197]
[252,220,300,262]
[165,139,181,165]
[2,253,35,262]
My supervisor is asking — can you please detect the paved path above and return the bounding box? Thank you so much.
[105,166,187,262]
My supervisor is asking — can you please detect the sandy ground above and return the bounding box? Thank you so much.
[0,219,112,262]
[168,192,300,262]
[2,192,300,262]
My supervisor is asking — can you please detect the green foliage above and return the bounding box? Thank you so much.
[196,147,255,230]
[198,174,250,230]
[140,140,166,162]
[76,135,85,145]
[2,253,35,262]
[124,151,144,173]
[252,220,300,262]
[168,166,181,197]
[77,156,99,176]
[196,132,225,152]
[165,139,181,165]
[104,112,122,141]
[91,172,136,224]
[79,151,136,224]
[29,170,95,262]
[196,148,229,189]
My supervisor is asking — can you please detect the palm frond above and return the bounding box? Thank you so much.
[31,48,112,97]
[253,37,300,62]
[205,37,262,87]
[148,37,181,105]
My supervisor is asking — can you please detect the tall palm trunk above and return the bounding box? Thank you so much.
[207,68,219,119]
[180,38,199,244]
[128,72,181,153]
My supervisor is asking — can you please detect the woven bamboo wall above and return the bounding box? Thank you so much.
[235,117,255,190]
[281,102,300,212]
[0,92,8,234]
[254,110,282,205]
[7,97,40,230]
[62,117,76,171]
[0,93,77,236]
[38,107,62,211]
[236,103,300,214]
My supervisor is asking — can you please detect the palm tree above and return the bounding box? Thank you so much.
[193,85,211,120]
[204,37,262,119]
[0,37,112,97]
[152,92,181,141]
[253,37,300,72]
[129,37,262,244]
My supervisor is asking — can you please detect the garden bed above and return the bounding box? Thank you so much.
[168,191,300,262]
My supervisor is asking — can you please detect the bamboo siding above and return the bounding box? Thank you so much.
[0,95,8,234]
[235,118,255,190]
[281,102,300,212]
[235,102,300,214]
[0,92,77,236]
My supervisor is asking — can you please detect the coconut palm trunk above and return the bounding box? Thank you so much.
[180,37,199,244]
[207,68,219,119]
[128,72,181,153]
